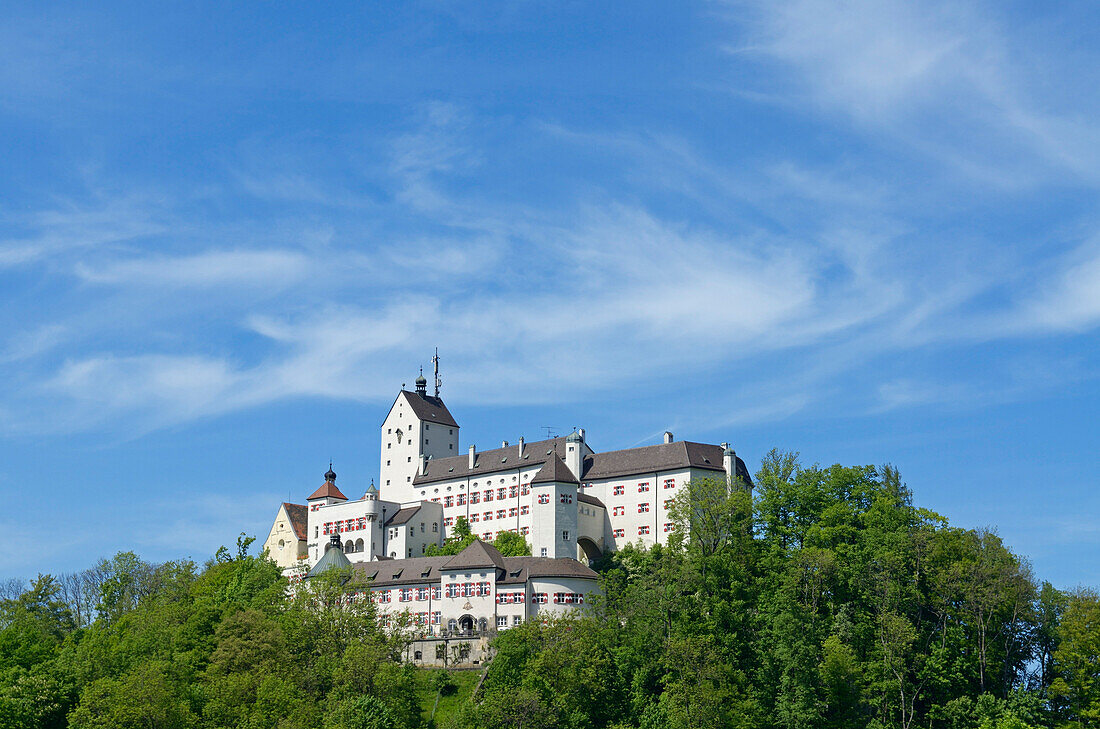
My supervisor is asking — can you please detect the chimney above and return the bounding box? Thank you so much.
[501,440,509,448]
[578,428,585,442]
[517,436,525,458]
[468,444,476,468]
[419,454,427,476]
[663,431,674,444]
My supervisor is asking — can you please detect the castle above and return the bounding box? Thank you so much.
[262,361,750,649]
[264,365,752,570]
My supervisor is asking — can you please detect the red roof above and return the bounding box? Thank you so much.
[307,481,347,501]
[282,503,308,540]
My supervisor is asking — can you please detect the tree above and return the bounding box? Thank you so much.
[1050,589,1100,727]
[492,530,531,557]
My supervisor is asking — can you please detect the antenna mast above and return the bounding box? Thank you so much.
[432,347,442,398]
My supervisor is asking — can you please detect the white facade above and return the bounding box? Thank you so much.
[302,476,445,566]
[338,540,601,638]
[379,382,460,503]
[270,366,752,574]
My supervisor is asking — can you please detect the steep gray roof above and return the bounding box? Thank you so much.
[530,454,579,485]
[413,436,574,485]
[354,556,451,586]
[581,441,753,485]
[350,553,599,587]
[442,539,506,571]
[577,493,605,509]
[498,556,599,584]
[396,390,459,428]
[384,506,422,527]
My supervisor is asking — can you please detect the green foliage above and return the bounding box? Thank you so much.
[0,453,1086,729]
[426,518,531,557]
[1050,589,1100,727]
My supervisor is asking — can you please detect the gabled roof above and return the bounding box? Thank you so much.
[396,390,459,428]
[306,542,352,578]
[577,493,605,509]
[307,480,348,501]
[354,556,452,586]
[350,553,599,587]
[530,454,579,485]
[413,436,576,485]
[442,539,506,571]
[384,506,421,527]
[498,556,599,584]
[581,440,753,485]
[282,503,308,541]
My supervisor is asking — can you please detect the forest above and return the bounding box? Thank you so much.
[2,450,1098,729]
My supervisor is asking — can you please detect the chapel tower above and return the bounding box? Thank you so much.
[379,359,460,503]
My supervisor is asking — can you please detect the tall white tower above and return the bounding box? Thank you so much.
[379,368,459,502]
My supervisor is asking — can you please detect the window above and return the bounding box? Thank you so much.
[663,499,673,509]
[444,496,453,507]
[497,488,507,499]
[613,528,625,538]
[553,592,584,605]
[638,482,650,492]
[416,587,428,600]
[638,525,651,535]
[562,530,570,541]
[537,494,550,504]
[497,509,507,519]
[559,494,573,504]
[613,485,624,496]
[638,503,650,513]
[483,511,493,521]
[483,531,493,540]
[663,478,676,489]
[508,507,518,517]
[612,506,625,516]
[514,615,523,626]
[664,523,674,532]
[444,517,454,527]
[445,583,458,598]
[540,547,547,557]
[470,493,480,504]
[521,485,531,495]
[531,592,548,604]
[432,522,438,532]
[484,490,493,502]
[432,611,442,625]
[521,526,530,535]
[509,486,518,497]
[399,589,413,602]
[457,494,466,505]
[470,514,480,522]
[498,616,508,628]
[431,587,442,599]
[520,505,530,515]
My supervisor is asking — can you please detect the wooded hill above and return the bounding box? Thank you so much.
[2,450,1097,729]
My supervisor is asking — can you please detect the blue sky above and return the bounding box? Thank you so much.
[2,1,1098,587]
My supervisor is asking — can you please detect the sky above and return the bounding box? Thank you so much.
[1,0,1098,588]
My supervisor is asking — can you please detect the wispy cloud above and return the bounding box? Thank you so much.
[731,0,1100,186]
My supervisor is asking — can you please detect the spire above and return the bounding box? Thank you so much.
[415,366,427,396]
[324,462,337,483]
[432,347,441,397]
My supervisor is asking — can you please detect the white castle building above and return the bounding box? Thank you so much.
[264,364,752,571]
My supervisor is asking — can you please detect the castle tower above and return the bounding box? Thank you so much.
[528,454,580,559]
[379,367,460,502]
